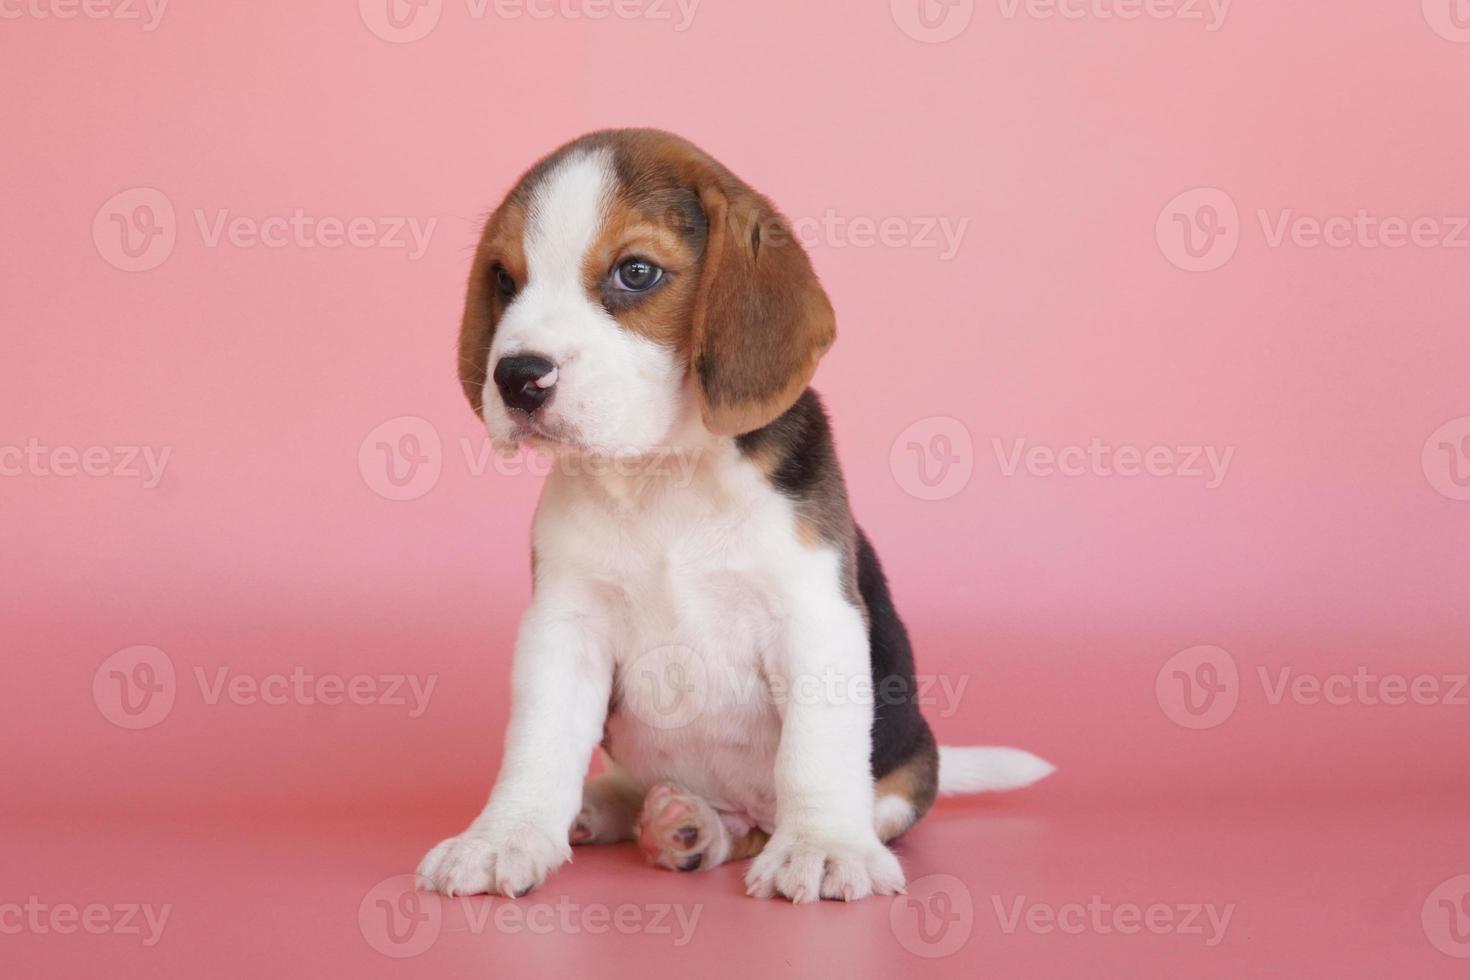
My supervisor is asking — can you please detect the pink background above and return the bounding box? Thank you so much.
[4,1,1469,976]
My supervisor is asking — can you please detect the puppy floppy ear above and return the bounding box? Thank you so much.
[457,234,500,416]
[690,183,835,437]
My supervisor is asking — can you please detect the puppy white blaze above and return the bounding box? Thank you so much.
[523,149,614,295]
[484,149,687,456]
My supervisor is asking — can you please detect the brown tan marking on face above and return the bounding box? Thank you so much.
[458,197,529,413]
[587,129,834,435]
[457,129,835,442]
[579,195,703,355]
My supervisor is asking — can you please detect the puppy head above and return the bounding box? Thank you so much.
[458,129,835,457]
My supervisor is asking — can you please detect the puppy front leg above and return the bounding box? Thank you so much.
[418,591,611,897]
[745,596,905,903]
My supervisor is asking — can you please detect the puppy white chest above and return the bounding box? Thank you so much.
[537,453,826,830]
[606,621,782,829]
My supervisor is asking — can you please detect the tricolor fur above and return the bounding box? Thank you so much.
[418,129,1053,904]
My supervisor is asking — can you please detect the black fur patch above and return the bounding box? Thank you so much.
[856,525,936,781]
[735,388,833,498]
[737,389,935,780]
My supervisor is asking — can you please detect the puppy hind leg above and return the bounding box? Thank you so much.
[571,767,645,845]
[726,826,771,861]
[637,783,748,872]
[874,735,940,842]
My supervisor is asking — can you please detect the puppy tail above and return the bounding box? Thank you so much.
[936,746,1056,795]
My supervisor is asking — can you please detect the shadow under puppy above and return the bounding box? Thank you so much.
[418,129,1053,904]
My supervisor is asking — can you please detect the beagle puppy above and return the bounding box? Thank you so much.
[417,129,1053,904]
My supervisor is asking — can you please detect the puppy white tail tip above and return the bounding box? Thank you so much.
[936,746,1056,795]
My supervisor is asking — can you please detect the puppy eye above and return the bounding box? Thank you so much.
[611,258,663,293]
[494,266,517,299]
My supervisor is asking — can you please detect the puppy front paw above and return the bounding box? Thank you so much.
[417,818,570,898]
[744,831,905,903]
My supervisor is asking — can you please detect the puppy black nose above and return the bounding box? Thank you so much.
[493,354,558,415]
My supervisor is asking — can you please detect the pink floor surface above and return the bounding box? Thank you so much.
[7,1,1470,976]
[7,790,1469,976]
